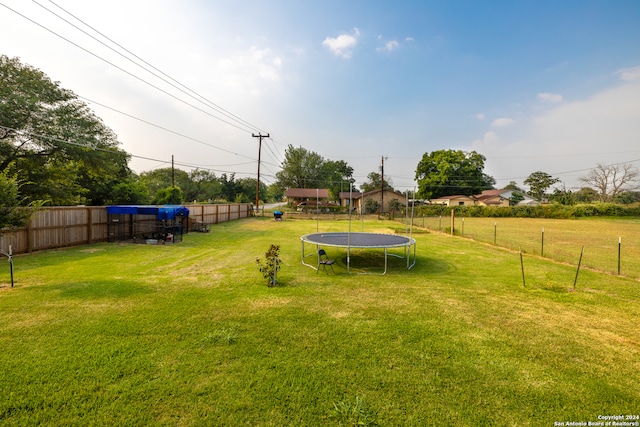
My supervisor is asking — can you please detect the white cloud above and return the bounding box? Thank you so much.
[376,35,413,52]
[491,117,515,128]
[616,66,640,82]
[537,92,563,103]
[377,40,400,52]
[216,46,283,96]
[473,130,498,145]
[322,28,360,59]
[475,113,486,120]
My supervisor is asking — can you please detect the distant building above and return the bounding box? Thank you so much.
[338,191,363,211]
[429,189,538,207]
[362,189,407,213]
[284,188,330,208]
[475,189,538,206]
[429,195,476,207]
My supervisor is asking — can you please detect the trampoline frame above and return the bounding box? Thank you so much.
[301,232,417,275]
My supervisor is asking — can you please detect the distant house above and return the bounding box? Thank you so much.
[338,191,363,211]
[429,195,476,206]
[362,189,407,213]
[475,189,538,206]
[474,189,511,207]
[430,189,538,207]
[284,188,330,208]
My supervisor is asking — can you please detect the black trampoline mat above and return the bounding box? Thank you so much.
[301,232,414,248]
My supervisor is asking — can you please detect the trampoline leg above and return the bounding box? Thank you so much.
[383,248,388,275]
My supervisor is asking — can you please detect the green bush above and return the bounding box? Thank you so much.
[415,203,639,219]
[365,199,380,214]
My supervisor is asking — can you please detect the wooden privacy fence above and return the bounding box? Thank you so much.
[0,203,253,255]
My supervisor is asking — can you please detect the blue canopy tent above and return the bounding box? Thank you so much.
[106,205,190,244]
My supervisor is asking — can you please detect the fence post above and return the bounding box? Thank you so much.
[573,246,584,288]
[520,248,525,288]
[493,222,497,245]
[618,237,621,275]
[541,227,544,257]
[26,218,33,254]
[87,207,93,245]
[450,210,455,235]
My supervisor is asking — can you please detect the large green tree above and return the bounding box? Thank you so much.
[274,145,353,199]
[188,169,221,202]
[275,145,326,189]
[323,159,354,199]
[235,177,268,204]
[523,171,560,201]
[139,168,191,202]
[415,150,494,199]
[219,173,238,202]
[0,55,131,205]
[152,186,184,205]
[361,171,393,193]
[110,177,151,205]
[266,183,284,203]
[504,180,524,192]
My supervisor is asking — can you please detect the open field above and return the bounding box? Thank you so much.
[413,216,640,279]
[1,217,639,426]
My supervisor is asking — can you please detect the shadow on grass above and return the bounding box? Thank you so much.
[44,280,154,299]
[328,251,455,276]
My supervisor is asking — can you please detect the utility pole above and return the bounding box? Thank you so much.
[171,155,175,187]
[252,133,269,212]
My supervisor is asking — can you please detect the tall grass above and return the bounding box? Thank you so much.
[1,217,639,426]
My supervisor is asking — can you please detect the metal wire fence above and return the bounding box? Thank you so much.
[404,215,640,280]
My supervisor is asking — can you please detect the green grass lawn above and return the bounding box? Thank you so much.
[1,217,639,426]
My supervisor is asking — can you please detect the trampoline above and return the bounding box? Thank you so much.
[301,232,417,275]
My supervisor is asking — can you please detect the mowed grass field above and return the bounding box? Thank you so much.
[1,217,639,426]
[416,216,640,279]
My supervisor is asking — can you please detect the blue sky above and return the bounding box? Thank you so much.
[2,0,640,193]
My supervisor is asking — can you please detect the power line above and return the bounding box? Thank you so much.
[2,2,288,180]
[0,124,257,177]
[78,95,257,162]
[37,0,268,135]
[0,2,257,134]
[263,139,285,167]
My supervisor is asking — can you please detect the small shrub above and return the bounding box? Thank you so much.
[256,244,281,286]
[365,199,380,214]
